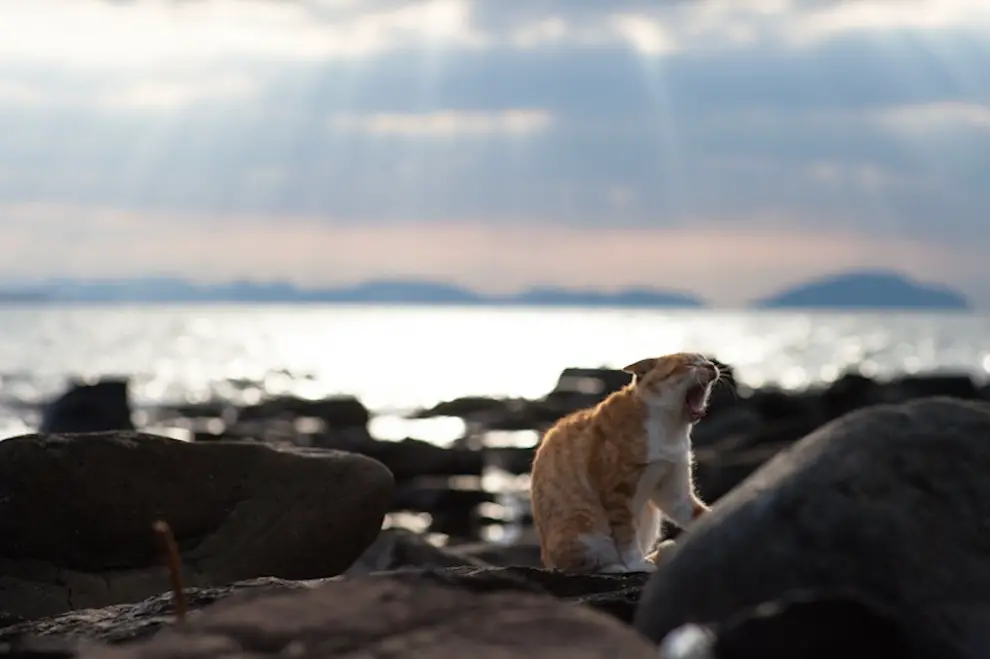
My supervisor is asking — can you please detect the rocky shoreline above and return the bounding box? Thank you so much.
[3,363,990,657]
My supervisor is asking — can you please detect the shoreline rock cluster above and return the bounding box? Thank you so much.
[4,364,990,657]
[30,363,990,543]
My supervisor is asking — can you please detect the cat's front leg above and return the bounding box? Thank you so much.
[651,461,707,529]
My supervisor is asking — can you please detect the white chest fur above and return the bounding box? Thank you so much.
[632,414,692,552]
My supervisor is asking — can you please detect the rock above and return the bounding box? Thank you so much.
[690,403,764,448]
[0,634,81,659]
[236,395,370,428]
[73,574,657,659]
[411,396,515,420]
[2,569,654,655]
[0,432,393,620]
[634,396,990,658]
[40,380,134,435]
[382,566,648,625]
[451,540,544,568]
[888,373,982,403]
[820,372,886,419]
[307,435,485,480]
[345,529,488,575]
[346,529,544,574]
[657,590,917,659]
[0,578,317,646]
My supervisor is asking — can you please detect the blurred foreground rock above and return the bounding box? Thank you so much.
[656,590,916,659]
[635,396,990,659]
[0,432,393,620]
[0,569,653,655]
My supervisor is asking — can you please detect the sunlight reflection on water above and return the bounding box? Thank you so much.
[0,304,988,439]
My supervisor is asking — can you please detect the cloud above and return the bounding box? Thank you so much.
[0,0,985,305]
[876,101,990,133]
[331,109,552,137]
[96,74,260,112]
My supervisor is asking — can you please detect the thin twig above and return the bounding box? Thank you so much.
[152,519,187,623]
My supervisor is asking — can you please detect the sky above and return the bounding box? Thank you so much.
[0,0,988,307]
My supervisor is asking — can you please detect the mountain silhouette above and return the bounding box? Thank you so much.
[752,270,971,310]
[0,272,972,310]
[21,277,706,307]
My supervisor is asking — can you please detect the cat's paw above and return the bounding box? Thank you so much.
[645,539,677,565]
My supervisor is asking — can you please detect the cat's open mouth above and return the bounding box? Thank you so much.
[684,384,709,421]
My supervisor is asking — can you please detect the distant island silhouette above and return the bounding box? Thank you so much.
[753,270,971,310]
[0,270,972,310]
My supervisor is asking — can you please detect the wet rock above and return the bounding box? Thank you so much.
[0,432,393,620]
[634,396,990,658]
[40,380,134,435]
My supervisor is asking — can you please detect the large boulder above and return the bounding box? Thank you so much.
[0,432,393,620]
[635,397,990,658]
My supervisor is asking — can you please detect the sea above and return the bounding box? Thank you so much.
[1,304,989,443]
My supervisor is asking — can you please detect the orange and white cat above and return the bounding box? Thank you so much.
[529,352,718,573]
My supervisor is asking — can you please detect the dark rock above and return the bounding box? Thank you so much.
[0,578,316,645]
[450,539,544,568]
[657,590,918,659]
[745,388,821,423]
[73,573,656,659]
[40,380,134,435]
[0,432,393,620]
[381,566,648,625]
[692,440,791,505]
[345,529,488,575]
[0,634,81,659]
[691,404,763,448]
[820,372,886,419]
[308,435,484,480]
[888,374,981,402]
[236,395,370,428]
[634,396,990,658]
[411,396,515,420]
[346,529,544,574]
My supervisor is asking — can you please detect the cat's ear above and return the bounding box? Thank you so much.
[621,358,658,381]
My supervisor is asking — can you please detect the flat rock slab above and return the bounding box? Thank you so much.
[635,396,990,659]
[80,576,657,659]
[0,432,394,620]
